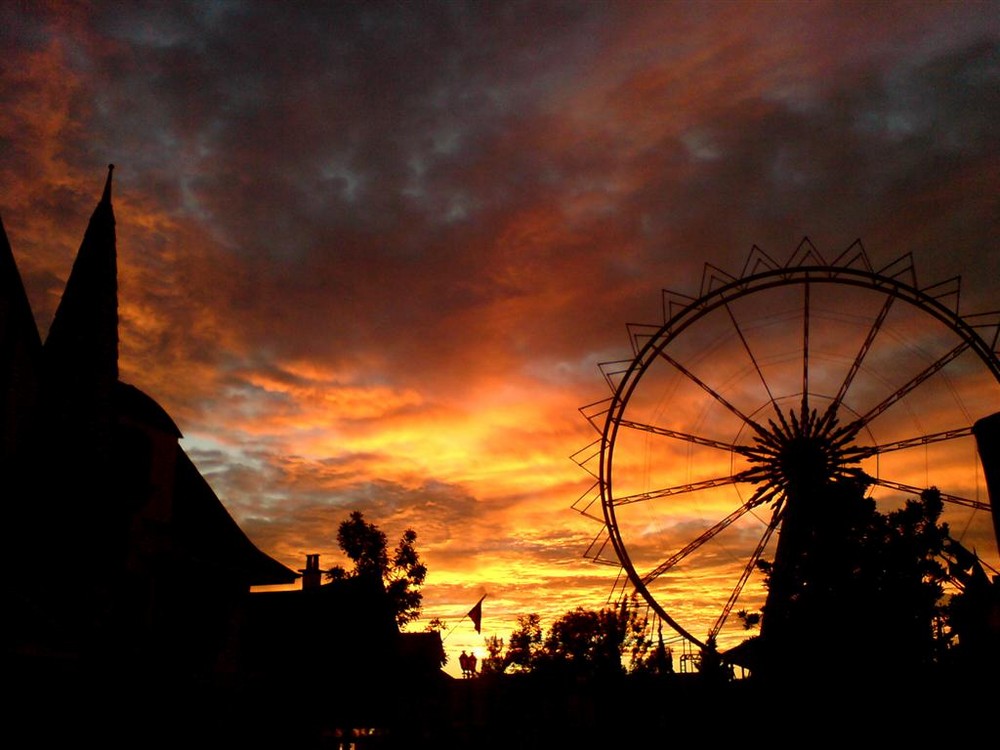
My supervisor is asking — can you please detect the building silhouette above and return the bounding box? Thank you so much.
[2,168,448,745]
[2,166,298,684]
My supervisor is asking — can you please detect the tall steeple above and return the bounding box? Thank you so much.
[43,165,119,460]
[45,165,118,373]
[0,212,42,468]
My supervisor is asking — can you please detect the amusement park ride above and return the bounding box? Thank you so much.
[573,239,1000,666]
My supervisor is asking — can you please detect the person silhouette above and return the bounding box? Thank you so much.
[459,650,470,677]
[467,651,477,676]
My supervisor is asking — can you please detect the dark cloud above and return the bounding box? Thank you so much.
[12,2,995,382]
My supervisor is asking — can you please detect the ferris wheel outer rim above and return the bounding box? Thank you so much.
[597,262,1000,653]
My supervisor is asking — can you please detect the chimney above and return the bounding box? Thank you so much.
[300,553,322,590]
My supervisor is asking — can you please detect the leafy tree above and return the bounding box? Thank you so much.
[424,617,446,633]
[505,613,543,672]
[752,482,957,678]
[481,634,506,674]
[629,619,674,676]
[535,606,630,678]
[694,635,733,682]
[492,599,657,678]
[326,510,427,628]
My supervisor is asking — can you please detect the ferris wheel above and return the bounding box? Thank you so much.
[573,239,1000,653]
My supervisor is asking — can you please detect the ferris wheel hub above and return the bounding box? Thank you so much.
[776,436,835,490]
[742,406,867,496]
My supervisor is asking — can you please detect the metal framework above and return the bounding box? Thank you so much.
[572,239,1000,652]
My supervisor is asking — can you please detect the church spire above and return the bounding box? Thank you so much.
[102,162,114,204]
[43,165,119,458]
[44,164,118,376]
[1,213,42,468]
[0,212,41,353]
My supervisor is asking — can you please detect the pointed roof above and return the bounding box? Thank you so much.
[44,165,118,381]
[1,213,43,463]
[172,448,299,586]
[0,212,42,354]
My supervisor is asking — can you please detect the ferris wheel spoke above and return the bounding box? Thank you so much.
[639,487,774,585]
[655,349,768,437]
[617,419,751,455]
[844,341,971,432]
[710,499,782,640]
[802,281,810,418]
[726,304,781,416]
[872,477,989,512]
[818,295,894,432]
[611,474,747,506]
[860,425,975,455]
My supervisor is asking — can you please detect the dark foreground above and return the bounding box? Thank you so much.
[10,661,994,749]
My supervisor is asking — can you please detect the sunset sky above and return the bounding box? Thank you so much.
[3,1,998,674]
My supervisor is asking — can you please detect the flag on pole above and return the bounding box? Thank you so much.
[466,594,486,633]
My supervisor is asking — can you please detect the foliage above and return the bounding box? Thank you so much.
[735,609,760,629]
[481,634,506,674]
[694,635,734,681]
[753,483,958,675]
[424,618,445,633]
[505,613,543,672]
[629,619,675,676]
[487,597,669,678]
[326,510,427,628]
[536,606,628,677]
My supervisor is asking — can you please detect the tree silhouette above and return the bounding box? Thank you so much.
[481,634,506,674]
[504,613,543,672]
[491,599,655,678]
[753,483,958,679]
[535,607,628,678]
[326,511,427,627]
[629,620,674,675]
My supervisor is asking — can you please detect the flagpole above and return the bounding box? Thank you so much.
[442,619,462,643]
